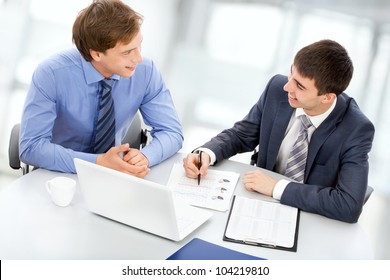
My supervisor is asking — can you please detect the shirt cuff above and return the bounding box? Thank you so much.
[194,147,216,165]
[272,179,290,200]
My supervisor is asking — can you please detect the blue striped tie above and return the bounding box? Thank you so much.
[93,78,115,154]
[284,115,312,183]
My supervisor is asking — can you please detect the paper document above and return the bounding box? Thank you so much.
[167,163,240,211]
[224,196,299,250]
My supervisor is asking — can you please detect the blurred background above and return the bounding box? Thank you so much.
[0,0,389,258]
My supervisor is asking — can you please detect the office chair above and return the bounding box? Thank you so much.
[249,149,374,204]
[8,111,148,175]
[8,123,30,175]
[121,111,149,149]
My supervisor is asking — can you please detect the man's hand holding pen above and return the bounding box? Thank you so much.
[197,151,202,185]
[183,150,211,182]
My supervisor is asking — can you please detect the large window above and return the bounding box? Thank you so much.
[1,0,389,194]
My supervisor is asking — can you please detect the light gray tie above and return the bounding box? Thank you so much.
[284,115,312,183]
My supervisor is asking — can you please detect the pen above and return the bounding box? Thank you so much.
[197,151,202,185]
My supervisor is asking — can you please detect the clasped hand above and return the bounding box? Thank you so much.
[97,143,149,178]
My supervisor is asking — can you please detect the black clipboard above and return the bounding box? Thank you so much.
[223,195,300,252]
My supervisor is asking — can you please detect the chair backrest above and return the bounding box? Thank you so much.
[364,185,374,204]
[8,111,148,175]
[121,111,148,149]
[8,123,21,170]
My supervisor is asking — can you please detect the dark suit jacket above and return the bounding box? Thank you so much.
[203,74,375,223]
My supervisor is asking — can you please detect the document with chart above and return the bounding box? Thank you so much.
[223,195,300,252]
[167,163,240,211]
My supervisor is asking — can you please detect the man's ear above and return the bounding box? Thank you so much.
[322,93,337,104]
[90,49,102,61]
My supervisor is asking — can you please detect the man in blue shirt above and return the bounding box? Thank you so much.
[20,0,183,177]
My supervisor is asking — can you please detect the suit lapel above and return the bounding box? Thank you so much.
[305,95,349,181]
[266,100,294,170]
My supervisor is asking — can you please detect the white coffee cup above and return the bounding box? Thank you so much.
[46,177,76,207]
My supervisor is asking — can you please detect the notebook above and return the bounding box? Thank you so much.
[74,158,212,241]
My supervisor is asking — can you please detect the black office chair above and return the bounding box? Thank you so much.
[249,149,374,204]
[8,111,148,175]
[8,123,30,175]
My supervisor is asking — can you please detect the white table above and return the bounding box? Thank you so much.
[0,153,374,259]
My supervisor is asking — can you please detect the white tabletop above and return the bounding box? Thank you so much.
[0,153,374,259]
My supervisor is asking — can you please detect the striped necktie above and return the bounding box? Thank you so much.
[93,78,115,154]
[284,115,312,183]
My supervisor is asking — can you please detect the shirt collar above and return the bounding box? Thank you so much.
[295,97,337,129]
[80,55,120,84]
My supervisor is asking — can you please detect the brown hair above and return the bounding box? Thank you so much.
[293,39,353,96]
[72,0,143,61]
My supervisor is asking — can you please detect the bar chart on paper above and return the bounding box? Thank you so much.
[167,163,240,211]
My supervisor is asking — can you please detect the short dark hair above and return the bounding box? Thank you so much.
[293,39,353,96]
[72,0,143,61]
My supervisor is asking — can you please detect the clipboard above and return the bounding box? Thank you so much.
[223,195,300,252]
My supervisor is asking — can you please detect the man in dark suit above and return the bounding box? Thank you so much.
[183,39,375,223]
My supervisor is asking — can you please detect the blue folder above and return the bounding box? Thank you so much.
[166,238,265,260]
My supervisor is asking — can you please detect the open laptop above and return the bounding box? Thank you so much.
[74,158,212,241]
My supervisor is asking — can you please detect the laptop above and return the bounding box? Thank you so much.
[74,158,212,241]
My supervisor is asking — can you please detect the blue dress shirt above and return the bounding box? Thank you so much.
[20,48,183,173]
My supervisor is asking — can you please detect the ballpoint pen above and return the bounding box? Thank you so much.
[197,151,202,185]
